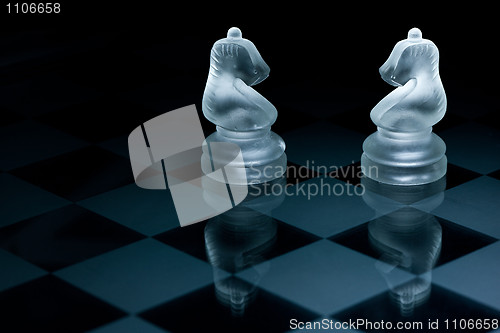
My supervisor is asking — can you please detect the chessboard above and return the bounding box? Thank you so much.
[1,17,500,333]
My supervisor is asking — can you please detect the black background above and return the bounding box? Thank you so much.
[1,4,499,332]
[1,2,498,131]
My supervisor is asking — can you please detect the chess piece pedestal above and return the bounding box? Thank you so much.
[361,127,446,185]
[204,126,286,184]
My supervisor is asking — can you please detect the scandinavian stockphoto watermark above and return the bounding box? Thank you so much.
[246,161,377,200]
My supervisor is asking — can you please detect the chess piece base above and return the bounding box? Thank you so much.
[361,127,447,185]
[203,127,287,184]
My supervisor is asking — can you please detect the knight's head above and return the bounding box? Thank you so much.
[379,28,440,86]
[210,27,270,85]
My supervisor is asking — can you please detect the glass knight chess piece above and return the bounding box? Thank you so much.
[202,27,286,184]
[361,28,447,185]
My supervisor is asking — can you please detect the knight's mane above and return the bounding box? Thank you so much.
[404,43,440,78]
[212,42,240,58]
[210,42,242,76]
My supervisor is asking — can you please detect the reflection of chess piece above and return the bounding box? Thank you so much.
[363,176,445,316]
[204,176,285,316]
[361,28,447,185]
[202,27,286,183]
[370,208,442,316]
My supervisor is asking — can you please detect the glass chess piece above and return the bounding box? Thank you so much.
[202,27,286,184]
[361,28,447,185]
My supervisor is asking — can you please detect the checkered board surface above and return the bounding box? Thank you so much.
[1,29,500,333]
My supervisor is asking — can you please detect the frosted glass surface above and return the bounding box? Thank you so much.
[202,27,286,183]
[371,27,446,132]
[202,27,276,132]
[362,28,447,185]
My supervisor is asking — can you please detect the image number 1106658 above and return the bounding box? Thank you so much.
[6,3,60,14]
